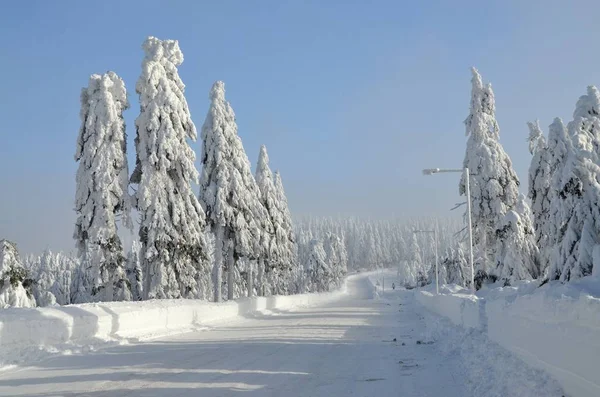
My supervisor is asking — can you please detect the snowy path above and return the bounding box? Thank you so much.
[0,276,470,396]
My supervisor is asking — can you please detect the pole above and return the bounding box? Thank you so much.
[465,167,475,294]
[434,227,439,295]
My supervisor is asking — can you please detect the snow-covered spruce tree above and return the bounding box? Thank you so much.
[527,120,552,250]
[362,225,381,269]
[402,232,420,287]
[28,249,58,306]
[254,145,281,296]
[126,241,143,301]
[549,87,600,281]
[74,71,131,303]
[199,81,270,301]
[304,239,331,293]
[443,245,467,286]
[324,232,348,289]
[494,195,540,285]
[295,228,311,292]
[544,118,573,279]
[0,240,35,308]
[131,36,210,299]
[272,171,298,294]
[55,252,77,305]
[459,68,527,288]
[70,253,91,304]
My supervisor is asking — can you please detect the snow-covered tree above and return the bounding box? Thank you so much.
[131,36,210,299]
[273,171,298,294]
[362,225,382,268]
[541,118,571,276]
[294,216,463,287]
[254,145,279,295]
[550,86,600,281]
[74,71,131,302]
[459,68,523,287]
[442,245,467,286]
[304,239,331,292]
[527,120,552,249]
[126,241,143,301]
[494,196,540,285]
[23,250,79,306]
[199,81,269,301]
[324,232,348,289]
[70,255,91,304]
[0,240,35,308]
[399,232,420,287]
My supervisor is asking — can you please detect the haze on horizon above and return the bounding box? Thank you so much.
[0,0,598,255]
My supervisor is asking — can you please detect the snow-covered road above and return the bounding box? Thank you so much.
[0,275,558,397]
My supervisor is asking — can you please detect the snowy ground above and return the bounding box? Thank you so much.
[0,272,563,397]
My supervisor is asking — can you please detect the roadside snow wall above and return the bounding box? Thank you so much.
[416,285,600,397]
[0,283,347,367]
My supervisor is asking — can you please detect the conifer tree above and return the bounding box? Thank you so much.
[199,81,269,301]
[74,71,131,302]
[132,36,209,299]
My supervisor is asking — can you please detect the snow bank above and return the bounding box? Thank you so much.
[416,290,481,330]
[416,280,600,397]
[0,284,347,367]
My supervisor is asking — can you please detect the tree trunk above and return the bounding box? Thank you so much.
[257,257,264,297]
[247,259,254,298]
[213,224,223,303]
[227,239,235,301]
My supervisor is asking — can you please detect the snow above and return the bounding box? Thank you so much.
[417,278,600,397]
[0,272,565,396]
[0,279,347,369]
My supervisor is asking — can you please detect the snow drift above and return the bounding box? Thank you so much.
[0,282,348,368]
[416,280,600,397]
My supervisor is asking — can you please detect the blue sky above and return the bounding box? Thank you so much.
[0,0,598,254]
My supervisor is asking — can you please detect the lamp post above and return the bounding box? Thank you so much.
[422,167,475,294]
[413,228,439,294]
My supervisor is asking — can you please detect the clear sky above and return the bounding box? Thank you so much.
[0,0,598,255]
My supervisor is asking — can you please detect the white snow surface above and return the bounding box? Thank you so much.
[417,278,600,397]
[0,271,570,396]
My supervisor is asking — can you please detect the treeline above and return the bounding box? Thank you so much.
[0,36,348,308]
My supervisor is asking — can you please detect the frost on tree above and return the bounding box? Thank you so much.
[0,240,35,308]
[494,195,540,285]
[527,120,552,252]
[540,118,570,275]
[273,171,299,294]
[324,232,347,289]
[24,249,78,306]
[550,86,600,281]
[199,81,270,301]
[459,68,531,288]
[254,145,279,295]
[304,239,331,292]
[126,241,143,301]
[442,245,467,286]
[400,232,420,287]
[255,146,298,295]
[74,71,131,303]
[131,36,210,299]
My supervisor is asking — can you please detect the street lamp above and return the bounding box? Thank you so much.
[422,167,475,294]
[413,228,438,294]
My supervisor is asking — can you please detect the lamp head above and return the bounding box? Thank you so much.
[422,168,439,175]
